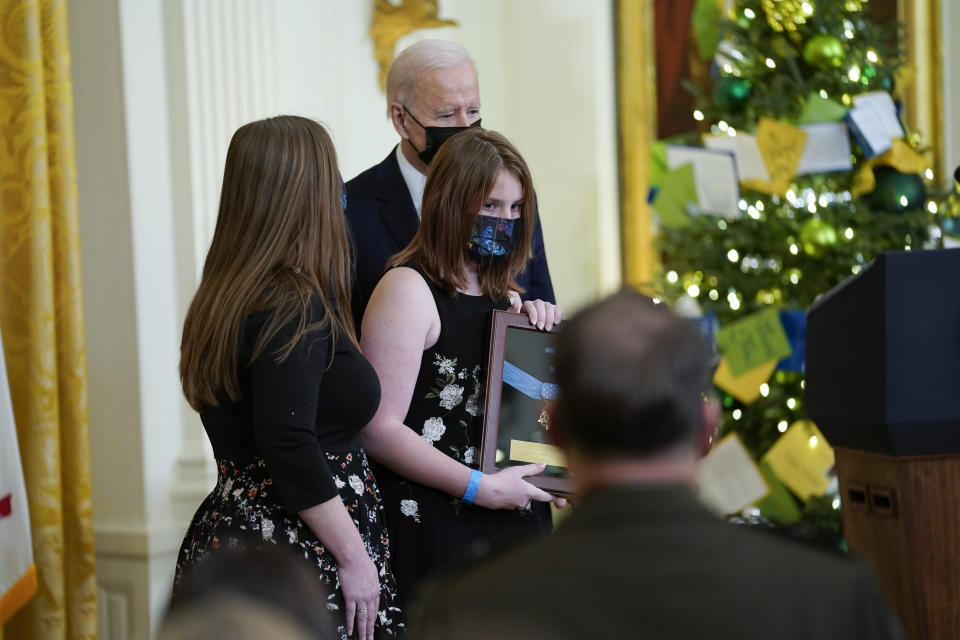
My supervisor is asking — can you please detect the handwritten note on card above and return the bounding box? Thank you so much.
[699,433,770,516]
[713,357,778,404]
[796,123,853,175]
[704,133,771,183]
[716,308,792,377]
[652,163,697,228]
[665,145,741,218]
[753,118,808,195]
[762,421,835,501]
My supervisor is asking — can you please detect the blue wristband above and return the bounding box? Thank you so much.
[462,469,482,505]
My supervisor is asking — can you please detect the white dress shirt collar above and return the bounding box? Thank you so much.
[396,144,426,218]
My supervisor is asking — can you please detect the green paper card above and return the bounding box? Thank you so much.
[652,163,697,229]
[716,308,792,376]
[754,460,802,526]
[692,0,721,60]
[650,140,668,188]
[798,93,849,125]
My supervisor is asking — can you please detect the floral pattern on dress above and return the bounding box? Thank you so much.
[421,417,446,442]
[422,354,486,465]
[400,499,420,522]
[174,454,404,638]
[438,384,464,410]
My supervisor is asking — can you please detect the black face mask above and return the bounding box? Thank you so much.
[403,105,481,165]
[467,215,522,267]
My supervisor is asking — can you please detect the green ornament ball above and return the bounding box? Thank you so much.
[868,166,926,213]
[714,77,752,112]
[799,218,839,257]
[802,34,846,69]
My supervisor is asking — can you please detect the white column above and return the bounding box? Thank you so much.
[170,0,286,514]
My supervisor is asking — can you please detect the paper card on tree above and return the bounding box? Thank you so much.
[649,140,669,188]
[712,357,777,404]
[665,145,741,218]
[762,420,835,501]
[704,133,771,182]
[753,460,802,525]
[850,139,928,198]
[853,91,904,140]
[698,433,770,516]
[651,163,697,228]
[796,123,853,175]
[845,100,894,158]
[797,93,849,124]
[876,138,928,174]
[749,118,808,196]
[716,307,792,377]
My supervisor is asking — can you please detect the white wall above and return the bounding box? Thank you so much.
[69,1,619,638]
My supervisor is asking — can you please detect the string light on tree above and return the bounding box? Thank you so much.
[653,0,943,543]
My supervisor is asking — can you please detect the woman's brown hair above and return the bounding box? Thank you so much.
[180,116,356,410]
[389,128,535,299]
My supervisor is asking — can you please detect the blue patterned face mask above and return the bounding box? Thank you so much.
[339,174,347,210]
[466,214,522,267]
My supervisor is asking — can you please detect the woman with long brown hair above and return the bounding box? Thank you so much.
[175,116,402,640]
[359,128,564,606]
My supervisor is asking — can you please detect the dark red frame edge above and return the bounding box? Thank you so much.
[480,309,573,497]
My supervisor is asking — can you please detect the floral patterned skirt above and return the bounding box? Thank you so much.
[174,451,404,638]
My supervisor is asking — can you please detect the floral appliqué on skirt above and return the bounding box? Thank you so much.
[174,450,404,638]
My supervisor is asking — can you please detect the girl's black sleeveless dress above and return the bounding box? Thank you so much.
[374,267,543,606]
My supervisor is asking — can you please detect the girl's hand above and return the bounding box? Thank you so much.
[474,463,559,509]
[507,293,562,331]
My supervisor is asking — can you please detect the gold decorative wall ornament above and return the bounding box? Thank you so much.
[370,0,458,92]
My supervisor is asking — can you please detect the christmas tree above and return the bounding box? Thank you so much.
[650,0,953,543]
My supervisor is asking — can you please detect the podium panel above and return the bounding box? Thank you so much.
[807,249,960,639]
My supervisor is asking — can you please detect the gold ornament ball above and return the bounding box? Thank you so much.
[799,218,839,257]
[802,34,846,69]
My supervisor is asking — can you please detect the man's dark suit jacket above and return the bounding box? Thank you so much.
[345,148,555,331]
[409,485,900,640]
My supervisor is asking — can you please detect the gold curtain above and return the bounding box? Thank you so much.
[616,0,656,292]
[0,1,98,638]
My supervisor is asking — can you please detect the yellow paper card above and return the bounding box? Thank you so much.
[762,421,835,501]
[510,440,567,468]
[747,118,808,196]
[851,140,928,199]
[713,357,777,404]
[851,164,876,199]
[877,138,927,174]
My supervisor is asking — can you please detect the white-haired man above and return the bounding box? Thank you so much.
[345,39,554,332]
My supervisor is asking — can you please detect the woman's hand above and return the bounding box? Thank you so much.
[298,498,381,640]
[338,553,380,640]
[508,295,563,331]
[474,463,567,509]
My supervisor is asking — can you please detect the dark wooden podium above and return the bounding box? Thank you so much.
[806,249,960,640]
